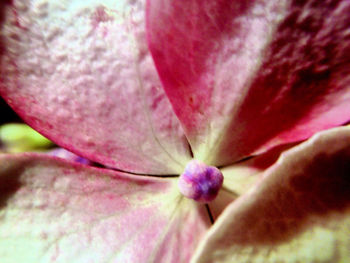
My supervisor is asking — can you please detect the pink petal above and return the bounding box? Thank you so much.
[0,0,191,174]
[192,126,350,263]
[0,153,210,262]
[223,143,295,193]
[209,142,297,219]
[146,0,350,166]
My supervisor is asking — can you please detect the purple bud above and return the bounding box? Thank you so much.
[178,160,223,203]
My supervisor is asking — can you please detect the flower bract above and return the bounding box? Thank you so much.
[0,0,349,262]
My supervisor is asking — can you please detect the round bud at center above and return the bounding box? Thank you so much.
[178,160,223,203]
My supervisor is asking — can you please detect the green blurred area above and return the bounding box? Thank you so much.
[0,97,53,153]
[0,123,53,153]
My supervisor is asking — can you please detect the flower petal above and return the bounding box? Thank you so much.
[192,126,350,263]
[222,142,298,196]
[0,153,210,262]
[209,143,297,219]
[146,0,350,166]
[0,0,191,174]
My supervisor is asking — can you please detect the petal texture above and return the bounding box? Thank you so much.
[209,143,297,219]
[221,142,298,196]
[146,0,350,166]
[0,153,210,263]
[192,126,350,263]
[0,0,191,174]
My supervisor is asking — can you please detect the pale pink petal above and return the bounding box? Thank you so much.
[222,142,298,195]
[0,0,191,174]
[146,0,350,166]
[0,153,210,262]
[210,143,297,219]
[192,126,350,263]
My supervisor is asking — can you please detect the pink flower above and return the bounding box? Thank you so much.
[0,0,349,262]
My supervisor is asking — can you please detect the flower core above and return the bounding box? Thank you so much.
[178,160,223,203]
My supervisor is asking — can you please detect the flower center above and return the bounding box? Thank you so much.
[178,160,223,203]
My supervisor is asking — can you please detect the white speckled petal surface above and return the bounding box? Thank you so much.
[0,0,191,174]
[192,126,350,263]
[0,153,210,263]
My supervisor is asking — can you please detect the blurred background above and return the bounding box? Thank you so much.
[0,96,22,125]
[0,96,53,153]
[0,97,93,166]
[0,96,92,165]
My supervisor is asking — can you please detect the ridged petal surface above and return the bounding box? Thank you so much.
[0,0,191,174]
